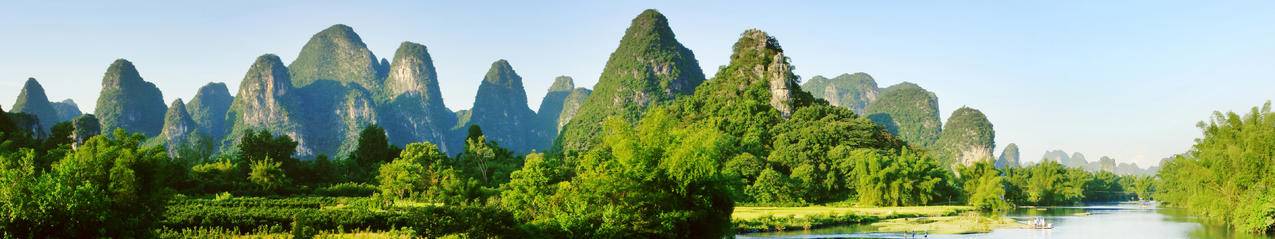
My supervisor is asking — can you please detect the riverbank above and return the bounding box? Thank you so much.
[733,205,1024,234]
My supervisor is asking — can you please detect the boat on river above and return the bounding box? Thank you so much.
[1029,217,1053,229]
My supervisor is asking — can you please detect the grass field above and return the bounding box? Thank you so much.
[732,205,1023,234]
[733,205,971,220]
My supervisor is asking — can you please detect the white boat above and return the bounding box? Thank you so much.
[1029,216,1054,229]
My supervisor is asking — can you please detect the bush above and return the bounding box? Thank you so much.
[314,182,377,197]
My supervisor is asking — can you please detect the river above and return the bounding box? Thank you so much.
[737,202,1266,239]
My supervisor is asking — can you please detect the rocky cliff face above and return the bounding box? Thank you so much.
[187,82,233,142]
[379,41,457,154]
[934,107,995,166]
[466,60,537,153]
[94,59,167,136]
[161,99,198,156]
[226,54,307,155]
[557,88,591,132]
[864,82,941,149]
[557,9,706,153]
[50,99,82,123]
[10,78,60,134]
[803,73,879,115]
[996,143,1021,168]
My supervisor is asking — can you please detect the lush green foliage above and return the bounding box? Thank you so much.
[0,130,172,237]
[1157,102,1275,233]
[847,148,957,206]
[518,111,738,238]
[161,196,519,238]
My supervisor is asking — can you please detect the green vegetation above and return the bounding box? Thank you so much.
[380,41,457,154]
[556,9,706,154]
[864,82,942,149]
[287,24,383,91]
[802,73,879,114]
[464,60,539,153]
[0,8,1199,238]
[1157,102,1275,234]
[95,59,168,137]
[732,205,969,233]
[10,78,60,134]
[996,143,1021,168]
[934,107,996,167]
[186,82,233,143]
[0,129,172,237]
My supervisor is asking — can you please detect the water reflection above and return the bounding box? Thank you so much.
[737,202,1266,239]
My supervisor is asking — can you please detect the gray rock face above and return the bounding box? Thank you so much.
[465,60,537,153]
[227,54,307,155]
[761,46,798,117]
[10,78,60,134]
[557,88,591,132]
[380,41,457,154]
[996,143,1021,168]
[94,59,167,136]
[803,73,879,115]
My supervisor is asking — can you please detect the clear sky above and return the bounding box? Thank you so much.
[3,1,1274,168]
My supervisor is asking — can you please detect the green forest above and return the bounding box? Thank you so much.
[0,8,1259,239]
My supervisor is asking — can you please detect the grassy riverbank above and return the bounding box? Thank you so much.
[733,205,1024,234]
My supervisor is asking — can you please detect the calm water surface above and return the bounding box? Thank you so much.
[738,202,1266,239]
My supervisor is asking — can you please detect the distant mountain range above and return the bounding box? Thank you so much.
[1037,149,1158,176]
[5,12,1144,175]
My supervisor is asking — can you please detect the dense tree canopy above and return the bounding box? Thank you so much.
[1157,102,1275,233]
[0,130,171,237]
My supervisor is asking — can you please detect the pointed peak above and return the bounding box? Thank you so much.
[169,98,187,109]
[887,81,925,91]
[255,54,284,65]
[317,24,358,37]
[634,9,669,26]
[549,76,575,92]
[483,59,520,85]
[197,82,230,95]
[620,9,677,46]
[58,99,77,105]
[397,41,428,54]
[730,29,783,59]
[20,78,45,94]
[104,59,143,85]
[305,24,367,50]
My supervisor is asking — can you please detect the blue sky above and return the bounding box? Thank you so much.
[3,1,1274,167]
